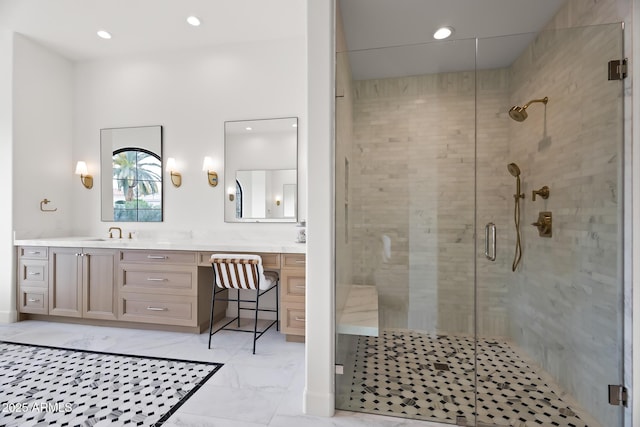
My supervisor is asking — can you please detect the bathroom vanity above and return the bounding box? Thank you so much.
[15,238,306,340]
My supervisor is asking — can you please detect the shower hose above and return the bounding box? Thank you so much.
[512,194,522,271]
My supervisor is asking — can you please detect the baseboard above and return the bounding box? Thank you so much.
[0,310,18,324]
[303,388,335,416]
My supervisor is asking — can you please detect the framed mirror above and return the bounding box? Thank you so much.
[100,126,163,222]
[225,117,298,222]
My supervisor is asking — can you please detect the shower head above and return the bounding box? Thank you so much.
[508,106,528,122]
[509,96,548,122]
[507,163,521,177]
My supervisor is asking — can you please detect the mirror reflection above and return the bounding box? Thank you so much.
[225,117,298,222]
[100,126,163,222]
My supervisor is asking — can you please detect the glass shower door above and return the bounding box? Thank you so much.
[335,11,625,427]
[475,23,625,427]
[335,37,480,425]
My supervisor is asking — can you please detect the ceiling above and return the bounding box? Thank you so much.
[0,0,566,78]
[339,0,567,79]
[0,0,305,62]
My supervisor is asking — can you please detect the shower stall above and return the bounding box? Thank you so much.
[334,5,625,427]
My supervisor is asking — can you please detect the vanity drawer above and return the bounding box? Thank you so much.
[282,253,306,269]
[19,247,48,260]
[119,264,197,295]
[120,250,196,265]
[18,260,48,287]
[281,272,306,299]
[19,287,48,314]
[197,252,280,269]
[119,293,196,327]
[281,301,305,336]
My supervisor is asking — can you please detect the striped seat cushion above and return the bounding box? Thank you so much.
[209,254,277,290]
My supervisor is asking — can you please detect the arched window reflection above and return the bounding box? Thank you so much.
[112,148,162,222]
[235,179,243,218]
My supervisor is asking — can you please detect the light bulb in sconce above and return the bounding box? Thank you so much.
[228,187,235,202]
[75,161,93,189]
[166,157,182,187]
[275,196,281,206]
[202,156,218,187]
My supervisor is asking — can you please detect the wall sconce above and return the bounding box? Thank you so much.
[202,156,218,187]
[275,196,281,206]
[166,157,182,187]
[228,187,235,201]
[75,161,93,189]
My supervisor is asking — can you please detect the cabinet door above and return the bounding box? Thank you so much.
[83,248,117,320]
[48,247,82,317]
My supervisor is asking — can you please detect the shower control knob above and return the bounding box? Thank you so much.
[531,211,552,238]
[532,186,550,201]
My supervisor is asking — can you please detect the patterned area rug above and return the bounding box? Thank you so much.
[345,330,599,427]
[0,341,222,426]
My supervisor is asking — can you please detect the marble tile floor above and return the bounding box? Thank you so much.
[0,320,449,427]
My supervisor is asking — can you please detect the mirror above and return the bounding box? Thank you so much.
[100,126,163,222]
[225,117,298,222]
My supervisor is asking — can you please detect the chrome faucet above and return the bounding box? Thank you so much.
[108,227,122,239]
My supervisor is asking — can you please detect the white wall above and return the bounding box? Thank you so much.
[3,33,75,321]
[0,29,15,322]
[72,38,306,239]
[304,0,335,416]
[12,34,75,239]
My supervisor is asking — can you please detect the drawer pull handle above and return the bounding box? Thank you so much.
[295,260,306,264]
[295,317,306,322]
[27,298,40,303]
[146,306,168,311]
[27,272,41,276]
[147,255,168,260]
[147,278,168,282]
[27,251,41,255]
[294,285,306,289]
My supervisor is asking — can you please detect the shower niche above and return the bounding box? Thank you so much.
[335,5,625,426]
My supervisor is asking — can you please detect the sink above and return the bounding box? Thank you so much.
[82,238,109,241]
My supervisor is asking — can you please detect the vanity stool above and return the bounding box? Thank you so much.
[208,254,279,354]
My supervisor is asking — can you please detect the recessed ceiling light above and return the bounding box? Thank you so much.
[292,123,297,128]
[245,127,252,131]
[97,30,112,40]
[433,26,454,40]
[187,16,201,26]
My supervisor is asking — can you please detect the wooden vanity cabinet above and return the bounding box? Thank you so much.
[17,245,305,337]
[48,247,117,320]
[118,250,218,330]
[18,247,49,315]
[82,248,118,320]
[280,253,306,340]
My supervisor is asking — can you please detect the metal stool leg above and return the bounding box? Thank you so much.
[276,281,280,332]
[208,286,217,349]
[237,289,241,327]
[253,289,260,354]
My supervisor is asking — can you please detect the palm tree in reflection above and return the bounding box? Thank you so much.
[112,150,161,201]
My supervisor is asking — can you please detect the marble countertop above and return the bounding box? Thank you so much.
[14,236,306,254]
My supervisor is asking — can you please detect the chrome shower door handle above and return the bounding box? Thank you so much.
[485,222,496,261]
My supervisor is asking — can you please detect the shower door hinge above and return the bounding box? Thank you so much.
[608,59,628,80]
[335,364,344,375]
[608,384,628,407]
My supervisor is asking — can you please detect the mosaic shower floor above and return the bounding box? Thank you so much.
[343,330,601,427]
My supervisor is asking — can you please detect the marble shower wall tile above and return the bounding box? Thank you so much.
[508,19,623,427]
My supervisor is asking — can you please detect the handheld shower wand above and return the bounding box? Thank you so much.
[508,163,525,271]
